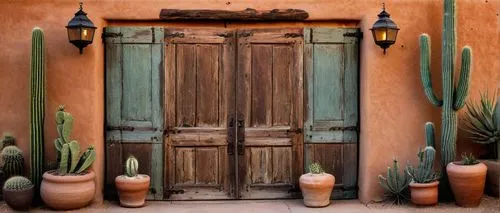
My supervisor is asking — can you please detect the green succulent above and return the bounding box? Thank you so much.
[125,156,139,177]
[460,153,479,166]
[308,162,324,174]
[462,91,500,159]
[378,159,411,205]
[3,176,33,191]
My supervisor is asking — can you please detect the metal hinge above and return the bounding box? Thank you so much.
[164,189,185,198]
[217,33,233,38]
[238,32,253,38]
[102,32,123,39]
[343,31,363,39]
[165,32,185,38]
[328,126,358,131]
[284,33,303,38]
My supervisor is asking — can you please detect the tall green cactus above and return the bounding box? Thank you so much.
[54,106,96,175]
[30,27,45,196]
[420,0,472,171]
[1,146,25,179]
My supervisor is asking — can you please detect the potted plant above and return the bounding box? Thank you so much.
[40,106,96,210]
[3,176,34,211]
[447,153,487,207]
[299,162,335,207]
[407,123,440,205]
[462,91,500,197]
[115,155,150,207]
[378,159,411,205]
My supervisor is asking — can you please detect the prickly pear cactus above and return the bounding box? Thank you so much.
[125,156,139,177]
[3,176,33,191]
[1,146,25,179]
[54,106,96,175]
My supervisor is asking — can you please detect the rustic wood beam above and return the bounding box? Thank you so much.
[159,8,309,21]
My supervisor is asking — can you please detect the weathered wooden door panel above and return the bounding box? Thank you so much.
[304,28,359,199]
[236,28,303,199]
[164,28,236,200]
[105,27,164,200]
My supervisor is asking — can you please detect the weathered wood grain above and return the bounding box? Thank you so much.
[176,44,197,127]
[160,8,309,21]
[196,44,220,126]
[251,45,273,127]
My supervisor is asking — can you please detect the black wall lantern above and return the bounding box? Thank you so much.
[370,3,399,54]
[66,2,96,54]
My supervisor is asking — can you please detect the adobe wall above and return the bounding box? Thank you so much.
[0,0,498,203]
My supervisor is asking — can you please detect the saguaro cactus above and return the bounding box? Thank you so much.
[30,27,45,196]
[420,0,472,170]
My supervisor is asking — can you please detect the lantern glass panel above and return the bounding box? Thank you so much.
[387,28,399,42]
[67,28,81,42]
[81,28,95,42]
[373,28,388,42]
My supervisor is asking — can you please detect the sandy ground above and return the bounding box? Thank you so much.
[0,197,498,212]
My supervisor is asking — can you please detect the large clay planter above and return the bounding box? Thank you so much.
[447,162,487,207]
[409,181,439,205]
[115,174,150,207]
[483,160,499,197]
[41,170,96,210]
[299,173,335,207]
[3,186,33,211]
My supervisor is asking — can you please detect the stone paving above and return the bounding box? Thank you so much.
[1,197,498,212]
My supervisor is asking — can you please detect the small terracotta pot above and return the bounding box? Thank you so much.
[447,162,487,207]
[409,181,439,205]
[299,173,335,207]
[41,170,96,210]
[3,186,33,211]
[115,174,150,207]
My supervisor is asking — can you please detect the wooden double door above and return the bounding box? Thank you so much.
[164,28,303,199]
[105,26,359,201]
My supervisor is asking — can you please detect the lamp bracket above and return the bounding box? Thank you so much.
[343,31,363,39]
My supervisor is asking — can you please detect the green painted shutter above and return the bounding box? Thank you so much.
[304,28,359,199]
[105,27,164,200]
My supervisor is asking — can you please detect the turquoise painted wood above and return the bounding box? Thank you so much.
[104,27,164,200]
[304,28,359,199]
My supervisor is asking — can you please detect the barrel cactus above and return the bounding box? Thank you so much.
[1,134,15,150]
[407,123,440,183]
[1,146,25,179]
[3,176,33,191]
[30,27,45,197]
[54,106,96,175]
[125,156,139,177]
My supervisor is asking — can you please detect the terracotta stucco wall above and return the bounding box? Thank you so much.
[0,0,499,203]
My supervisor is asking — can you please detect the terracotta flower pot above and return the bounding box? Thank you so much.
[115,174,150,207]
[299,173,335,207]
[3,186,33,211]
[409,181,439,206]
[41,170,96,210]
[447,162,487,207]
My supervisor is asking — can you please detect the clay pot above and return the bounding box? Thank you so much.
[115,174,150,207]
[299,173,335,207]
[483,160,499,197]
[447,162,487,207]
[3,186,33,211]
[409,181,439,205]
[41,170,96,210]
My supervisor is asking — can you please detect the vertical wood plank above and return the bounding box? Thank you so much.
[175,148,195,184]
[176,44,196,127]
[165,43,176,130]
[105,41,122,129]
[272,147,292,183]
[343,143,358,189]
[251,45,273,127]
[344,42,359,142]
[272,46,292,126]
[313,44,344,121]
[195,148,219,184]
[250,147,272,184]
[196,44,220,127]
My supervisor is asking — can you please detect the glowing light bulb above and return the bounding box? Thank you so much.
[82,29,88,37]
[381,31,387,40]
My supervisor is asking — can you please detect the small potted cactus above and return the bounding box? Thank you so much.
[115,156,151,207]
[3,176,34,210]
[447,153,487,207]
[407,123,440,205]
[299,162,335,207]
[41,106,96,210]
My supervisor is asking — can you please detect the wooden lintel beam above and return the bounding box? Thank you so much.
[159,8,309,21]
